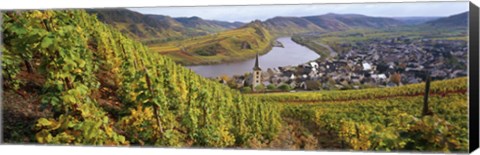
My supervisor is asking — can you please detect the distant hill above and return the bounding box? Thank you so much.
[263,16,326,36]
[208,20,245,29]
[87,9,244,42]
[393,17,441,25]
[174,16,245,34]
[87,9,468,65]
[263,13,404,36]
[312,13,403,29]
[426,11,468,27]
[86,9,184,41]
[149,20,273,65]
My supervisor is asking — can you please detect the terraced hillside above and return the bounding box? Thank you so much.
[2,10,281,147]
[148,20,274,65]
[248,77,468,152]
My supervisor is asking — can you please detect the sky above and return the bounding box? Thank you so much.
[128,2,469,22]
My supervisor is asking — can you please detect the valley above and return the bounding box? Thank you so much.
[213,21,467,92]
[88,9,434,66]
[187,37,320,78]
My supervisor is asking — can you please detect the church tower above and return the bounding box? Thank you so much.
[252,52,262,91]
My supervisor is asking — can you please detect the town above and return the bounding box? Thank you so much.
[219,36,468,92]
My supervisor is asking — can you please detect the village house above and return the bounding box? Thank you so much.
[226,36,467,91]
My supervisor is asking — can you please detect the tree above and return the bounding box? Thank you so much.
[219,74,230,82]
[266,84,276,90]
[390,72,402,86]
[254,84,265,92]
[241,86,252,93]
[278,84,292,91]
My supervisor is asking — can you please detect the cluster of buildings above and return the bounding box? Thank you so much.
[223,37,467,92]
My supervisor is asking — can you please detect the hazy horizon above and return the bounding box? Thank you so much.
[128,2,468,23]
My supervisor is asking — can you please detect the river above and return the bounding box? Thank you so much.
[186,37,320,78]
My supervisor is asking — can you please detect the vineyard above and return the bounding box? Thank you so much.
[0,9,469,153]
[148,20,273,65]
[2,10,281,147]
[248,77,467,102]
[249,77,469,152]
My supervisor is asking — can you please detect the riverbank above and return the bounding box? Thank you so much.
[179,43,274,66]
[291,35,335,61]
[183,38,286,66]
[149,22,275,66]
[187,37,321,78]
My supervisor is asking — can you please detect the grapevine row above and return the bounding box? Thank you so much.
[2,10,281,147]
[280,94,468,152]
[250,77,467,103]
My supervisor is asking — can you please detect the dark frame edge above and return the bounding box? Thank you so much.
[469,1,480,153]
[0,10,3,144]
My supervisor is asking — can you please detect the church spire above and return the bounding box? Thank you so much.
[253,52,261,71]
[252,52,262,92]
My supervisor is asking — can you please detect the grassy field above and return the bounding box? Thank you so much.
[147,22,274,65]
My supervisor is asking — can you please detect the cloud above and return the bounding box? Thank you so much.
[128,2,468,22]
